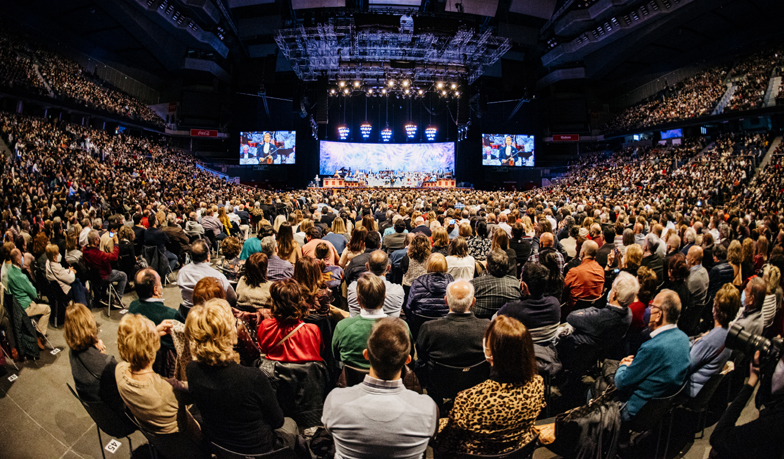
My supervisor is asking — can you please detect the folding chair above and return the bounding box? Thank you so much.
[627,383,688,459]
[212,442,298,459]
[67,384,136,459]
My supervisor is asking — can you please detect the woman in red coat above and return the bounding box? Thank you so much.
[257,279,323,363]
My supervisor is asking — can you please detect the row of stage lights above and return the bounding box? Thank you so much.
[329,80,461,98]
[336,122,437,141]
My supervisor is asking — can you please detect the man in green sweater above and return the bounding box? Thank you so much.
[127,268,183,352]
[332,273,411,369]
[7,249,50,346]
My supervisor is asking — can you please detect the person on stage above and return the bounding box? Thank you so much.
[499,136,519,166]
[259,132,278,164]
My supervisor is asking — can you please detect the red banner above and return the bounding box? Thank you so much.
[190,129,218,137]
[553,134,580,141]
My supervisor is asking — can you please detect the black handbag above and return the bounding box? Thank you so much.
[549,385,623,459]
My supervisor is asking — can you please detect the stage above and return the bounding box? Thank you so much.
[319,177,457,188]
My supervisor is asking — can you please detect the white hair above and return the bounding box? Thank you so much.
[446,280,475,313]
[612,272,640,307]
[684,228,696,244]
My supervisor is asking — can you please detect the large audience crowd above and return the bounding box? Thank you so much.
[605,46,784,133]
[0,30,164,127]
[1,110,783,459]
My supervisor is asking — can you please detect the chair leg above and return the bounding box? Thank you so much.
[30,320,55,350]
[654,419,663,459]
[127,436,133,456]
[663,410,674,459]
[1,344,19,370]
[97,425,107,459]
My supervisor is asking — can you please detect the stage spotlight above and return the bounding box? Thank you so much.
[450,83,457,90]
[405,122,417,138]
[381,88,388,94]
[388,79,396,87]
[454,91,460,97]
[330,88,336,95]
[418,89,424,96]
[344,88,350,95]
[367,88,373,95]
[404,88,410,95]
[425,126,437,141]
[402,80,410,87]
[338,81,346,88]
[338,125,349,140]
[441,90,447,96]
[360,122,372,139]
[353,81,361,88]
[436,82,444,89]
[381,125,392,142]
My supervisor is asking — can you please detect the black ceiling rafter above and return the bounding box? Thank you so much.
[79,25,125,37]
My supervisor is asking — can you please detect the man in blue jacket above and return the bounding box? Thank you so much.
[615,289,690,421]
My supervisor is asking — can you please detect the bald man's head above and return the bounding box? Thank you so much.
[445,280,475,313]
[10,248,22,267]
[581,240,599,258]
[367,250,390,276]
[687,246,703,267]
[540,232,554,248]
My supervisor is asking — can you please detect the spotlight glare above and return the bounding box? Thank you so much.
[388,79,395,87]
[338,81,346,88]
[425,125,437,141]
[454,91,460,97]
[330,89,336,95]
[381,125,392,142]
[343,88,350,95]
[360,122,372,139]
[441,90,447,96]
[418,89,424,95]
[405,122,417,138]
[436,82,444,89]
[367,88,373,95]
[353,81,361,88]
[338,125,350,140]
[381,88,387,94]
[450,83,457,90]
[402,80,410,87]
[404,88,410,95]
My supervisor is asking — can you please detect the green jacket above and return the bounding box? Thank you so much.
[7,264,37,310]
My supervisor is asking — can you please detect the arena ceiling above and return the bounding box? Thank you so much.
[3,0,784,99]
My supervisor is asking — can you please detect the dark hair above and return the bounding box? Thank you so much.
[394,219,406,233]
[476,220,488,238]
[365,230,381,250]
[366,317,410,380]
[132,213,143,225]
[314,242,330,260]
[270,279,308,321]
[603,225,616,242]
[308,226,322,239]
[348,228,367,253]
[541,251,564,299]
[485,316,537,384]
[245,252,269,287]
[522,262,549,297]
[667,253,689,282]
[277,224,297,259]
[148,213,157,228]
[486,249,509,277]
[511,222,524,239]
[190,239,210,263]
[714,243,727,261]
[448,237,469,258]
[135,268,158,300]
[636,266,658,306]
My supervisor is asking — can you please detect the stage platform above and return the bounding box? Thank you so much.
[319,178,457,188]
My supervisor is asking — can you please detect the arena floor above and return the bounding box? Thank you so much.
[0,276,760,459]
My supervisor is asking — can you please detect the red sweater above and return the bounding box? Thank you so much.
[82,245,119,279]
[257,319,322,363]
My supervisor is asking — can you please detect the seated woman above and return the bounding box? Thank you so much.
[186,299,294,454]
[431,228,450,257]
[436,315,544,455]
[117,225,138,284]
[446,237,475,281]
[663,254,694,334]
[468,221,492,262]
[236,253,272,315]
[257,279,323,363]
[64,303,124,413]
[686,285,740,398]
[115,313,201,443]
[45,243,88,306]
[404,253,454,319]
[216,237,244,282]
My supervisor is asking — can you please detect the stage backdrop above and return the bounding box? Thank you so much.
[319,141,455,175]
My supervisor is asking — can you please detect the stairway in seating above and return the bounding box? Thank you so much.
[685,141,716,167]
[764,76,781,107]
[712,83,736,115]
[28,53,55,97]
[757,136,782,173]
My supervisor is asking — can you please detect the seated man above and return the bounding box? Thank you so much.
[333,273,410,369]
[498,263,561,345]
[382,219,407,254]
[347,251,404,318]
[323,317,437,459]
[614,289,690,421]
[6,248,50,347]
[563,240,604,306]
[471,249,522,319]
[128,268,184,355]
[558,271,638,371]
[344,231,382,286]
[82,230,127,306]
[144,214,179,271]
[416,280,489,369]
[178,239,237,308]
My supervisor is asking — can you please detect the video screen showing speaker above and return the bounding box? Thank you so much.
[482,134,535,167]
[660,129,683,140]
[239,131,296,165]
[319,141,455,187]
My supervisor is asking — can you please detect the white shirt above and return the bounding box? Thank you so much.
[446,255,476,281]
[79,226,92,248]
[178,262,236,307]
[347,276,404,318]
[650,323,677,339]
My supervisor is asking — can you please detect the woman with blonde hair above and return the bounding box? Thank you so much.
[65,303,123,410]
[404,253,454,320]
[323,217,349,255]
[741,238,755,282]
[761,265,782,329]
[272,215,287,233]
[217,206,233,236]
[754,235,769,273]
[115,314,200,441]
[727,240,743,288]
[431,227,450,257]
[186,298,290,455]
[520,216,535,238]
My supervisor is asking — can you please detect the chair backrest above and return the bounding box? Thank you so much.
[445,439,538,459]
[67,384,137,439]
[428,360,491,405]
[627,382,687,432]
[574,297,600,311]
[211,442,298,459]
[409,311,444,341]
[341,364,370,387]
[125,410,209,459]
[685,369,730,411]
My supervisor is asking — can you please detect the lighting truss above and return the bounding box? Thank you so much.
[381,125,393,142]
[360,122,372,138]
[405,122,417,139]
[425,126,437,141]
[275,19,510,85]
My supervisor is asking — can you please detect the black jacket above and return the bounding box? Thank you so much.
[344,249,374,286]
[416,312,490,368]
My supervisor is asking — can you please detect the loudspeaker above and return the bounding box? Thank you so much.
[316,76,328,124]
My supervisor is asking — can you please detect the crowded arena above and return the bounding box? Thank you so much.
[1,1,784,459]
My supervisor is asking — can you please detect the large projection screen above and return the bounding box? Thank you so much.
[319,141,455,175]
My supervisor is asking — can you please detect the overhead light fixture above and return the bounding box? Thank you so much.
[343,88,350,95]
[404,88,410,95]
[338,125,350,140]
[425,126,437,141]
[388,79,396,87]
[441,90,447,96]
[381,125,392,142]
[454,91,460,97]
[436,82,444,89]
[405,122,417,139]
[353,81,361,88]
[418,89,424,96]
[402,80,410,87]
[360,122,372,139]
[381,88,387,94]
[330,88,336,95]
[450,83,457,90]
[338,81,346,88]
